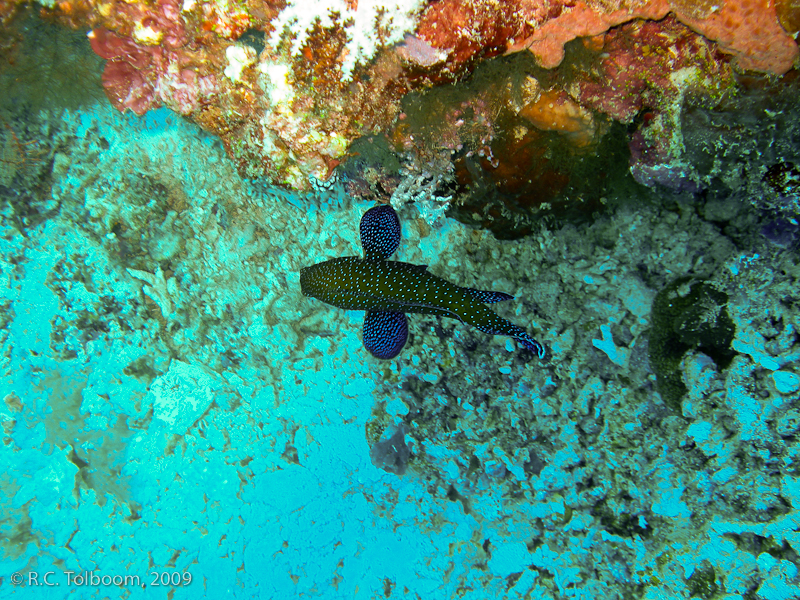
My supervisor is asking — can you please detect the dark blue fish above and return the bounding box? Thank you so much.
[300,205,546,360]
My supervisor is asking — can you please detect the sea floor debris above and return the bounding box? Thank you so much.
[1,98,799,598]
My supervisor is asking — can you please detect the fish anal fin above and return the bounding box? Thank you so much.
[363,310,408,359]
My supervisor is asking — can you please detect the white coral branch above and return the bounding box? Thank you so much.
[390,171,452,225]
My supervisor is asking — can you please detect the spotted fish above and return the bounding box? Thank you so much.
[300,205,546,360]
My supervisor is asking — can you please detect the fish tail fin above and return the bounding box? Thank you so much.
[476,317,546,359]
[516,332,546,359]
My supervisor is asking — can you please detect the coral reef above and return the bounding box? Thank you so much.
[2,0,791,217]
[384,52,632,237]
[519,88,597,148]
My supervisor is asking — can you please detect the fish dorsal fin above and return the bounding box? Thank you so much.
[360,205,401,261]
[464,288,514,303]
[363,310,408,359]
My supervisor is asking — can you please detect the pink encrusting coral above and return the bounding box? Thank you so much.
[88,28,218,116]
[577,18,735,123]
[89,28,159,115]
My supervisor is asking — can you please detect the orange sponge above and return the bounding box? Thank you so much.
[519,88,597,147]
[677,0,799,73]
[509,0,798,75]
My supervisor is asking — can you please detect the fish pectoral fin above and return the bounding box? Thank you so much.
[363,310,409,359]
[463,288,514,303]
[360,205,401,260]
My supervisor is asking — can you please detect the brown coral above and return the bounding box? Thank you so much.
[776,0,800,35]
